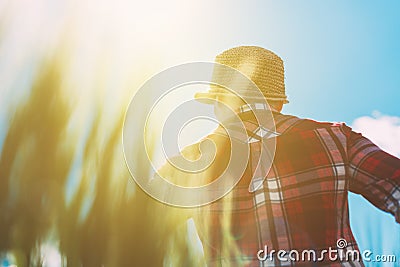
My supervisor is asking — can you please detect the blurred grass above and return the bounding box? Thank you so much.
[0,60,73,266]
[0,57,199,266]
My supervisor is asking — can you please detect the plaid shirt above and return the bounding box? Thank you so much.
[197,104,400,267]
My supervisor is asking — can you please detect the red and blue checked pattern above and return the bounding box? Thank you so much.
[200,106,400,267]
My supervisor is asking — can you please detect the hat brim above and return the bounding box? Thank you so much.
[194,92,289,105]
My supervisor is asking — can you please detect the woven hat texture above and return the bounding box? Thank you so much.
[195,46,288,104]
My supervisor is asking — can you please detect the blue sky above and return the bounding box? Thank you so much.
[272,1,400,123]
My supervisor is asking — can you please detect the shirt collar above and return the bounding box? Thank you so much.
[237,102,280,114]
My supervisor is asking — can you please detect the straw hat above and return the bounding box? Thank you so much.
[195,46,289,105]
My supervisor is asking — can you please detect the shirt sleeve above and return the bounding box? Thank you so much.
[343,124,400,223]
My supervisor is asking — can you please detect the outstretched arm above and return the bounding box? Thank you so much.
[345,125,400,223]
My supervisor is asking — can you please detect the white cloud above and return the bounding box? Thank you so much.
[351,111,400,157]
